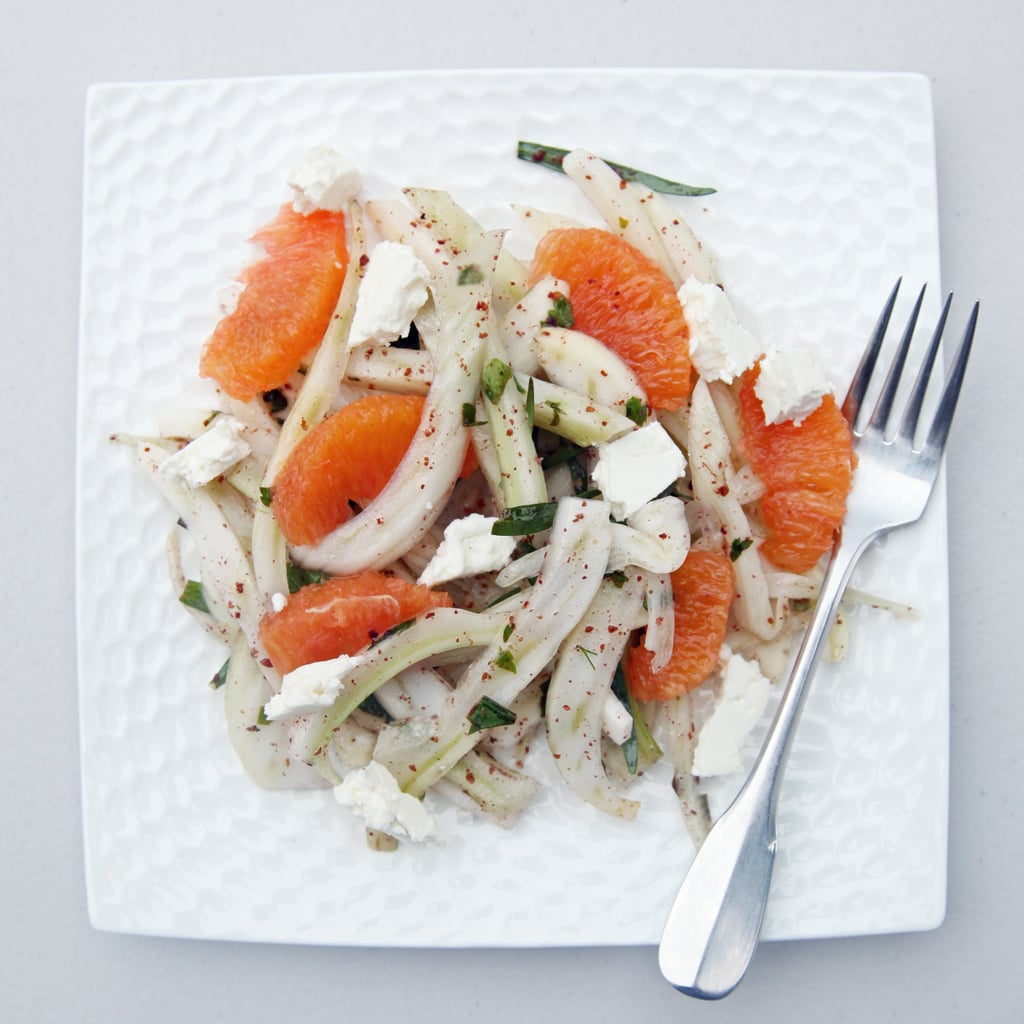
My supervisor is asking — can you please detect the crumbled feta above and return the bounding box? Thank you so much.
[754,347,832,425]
[287,144,361,215]
[159,416,251,488]
[270,592,288,613]
[602,692,634,746]
[677,277,760,384]
[418,514,517,588]
[591,422,687,520]
[692,650,771,777]
[263,653,363,721]
[348,241,430,348]
[334,761,437,842]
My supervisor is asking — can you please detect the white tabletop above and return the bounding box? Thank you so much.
[3,1,1021,1021]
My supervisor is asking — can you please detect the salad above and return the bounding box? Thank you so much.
[121,142,874,851]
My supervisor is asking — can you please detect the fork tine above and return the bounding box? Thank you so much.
[895,292,952,445]
[922,299,979,458]
[868,284,926,435]
[842,279,901,429]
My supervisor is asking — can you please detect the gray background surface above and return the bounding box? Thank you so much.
[2,1,1020,1021]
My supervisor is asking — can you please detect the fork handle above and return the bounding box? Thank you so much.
[658,528,873,999]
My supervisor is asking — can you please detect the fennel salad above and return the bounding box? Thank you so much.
[118,141,876,851]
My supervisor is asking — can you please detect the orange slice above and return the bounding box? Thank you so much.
[199,205,348,401]
[624,549,734,700]
[737,365,855,573]
[258,571,453,674]
[529,227,692,409]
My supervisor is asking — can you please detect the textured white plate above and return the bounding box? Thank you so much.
[77,68,947,947]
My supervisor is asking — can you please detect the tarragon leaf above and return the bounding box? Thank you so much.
[517,140,716,197]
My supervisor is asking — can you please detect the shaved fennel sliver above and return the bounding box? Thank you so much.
[293,231,502,574]
[546,576,645,819]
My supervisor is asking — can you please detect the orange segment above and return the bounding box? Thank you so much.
[529,227,692,409]
[199,205,348,401]
[259,571,453,674]
[737,365,855,573]
[624,550,734,701]
[271,393,477,547]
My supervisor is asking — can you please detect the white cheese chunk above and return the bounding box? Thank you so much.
[591,422,687,521]
[348,241,430,348]
[287,144,361,215]
[418,514,517,588]
[334,761,437,842]
[754,347,832,425]
[678,277,760,384]
[159,416,251,488]
[263,653,363,721]
[692,651,771,777]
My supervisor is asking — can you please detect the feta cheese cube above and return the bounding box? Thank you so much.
[591,422,687,520]
[334,761,437,842]
[418,514,517,588]
[263,653,363,721]
[349,241,430,348]
[754,347,832,425]
[287,144,361,215]
[159,415,251,488]
[678,277,760,384]
[692,651,771,777]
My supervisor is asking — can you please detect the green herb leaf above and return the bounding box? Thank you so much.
[287,564,327,593]
[369,617,416,647]
[502,622,514,642]
[545,293,574,328]
[458,264,484,285]
[576,645,597,670]
[491,501,559,536]
[546,400,562,427]
[179,580,210,614]
[618,216,629,229]
[359,693,391,720]
[625,396,648,426]
[208,658,230,690]
[259,486,273,507]
[730,537,754,561]
[467,694,518,732]
[517,140,716,197]
[525,377,535,427]
[493,648,517,673]
[482,358,513,403]
[462,402,485,427]
[605,569,628,589]
[256,705,271,726]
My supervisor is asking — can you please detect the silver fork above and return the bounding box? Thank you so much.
[659,280,979,1000]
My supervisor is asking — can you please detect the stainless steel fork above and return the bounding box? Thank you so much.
[659,280,979,1000]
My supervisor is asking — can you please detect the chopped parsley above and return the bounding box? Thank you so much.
[462,402,485,427]
[730,537,754,561]
[467,695,518,733]
[491,501,558,536]
[179,580,210,614]
[482,358,513,403]
[458,264,484,285]
[208,658,230,690]
[545,293,574,328]
[625,396,648,426]
[493,648,517,673]
[287,564,327,593]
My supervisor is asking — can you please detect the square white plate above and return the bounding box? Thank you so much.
[77,67,947,946]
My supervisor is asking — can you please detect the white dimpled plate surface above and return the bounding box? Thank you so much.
[77,68,946,946]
